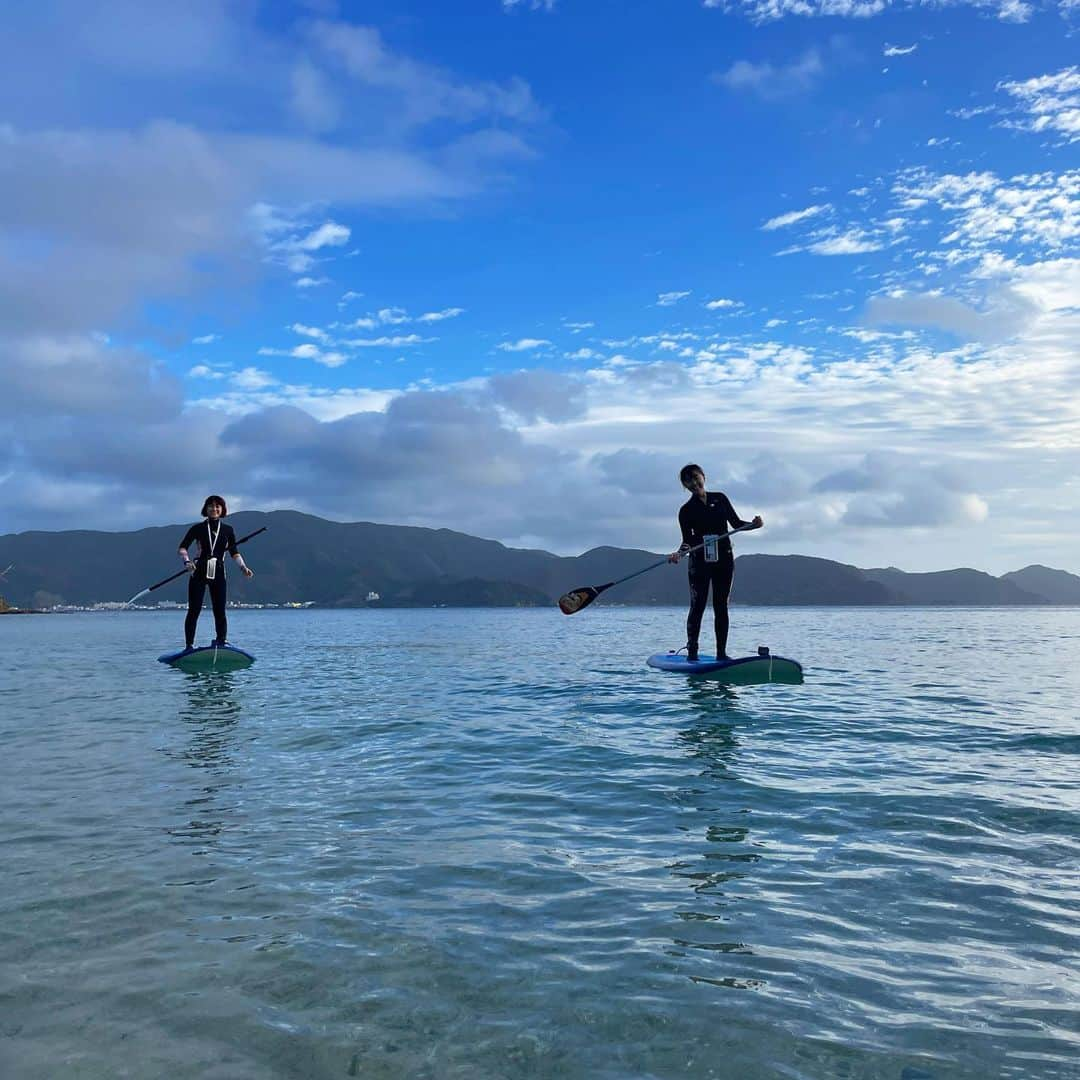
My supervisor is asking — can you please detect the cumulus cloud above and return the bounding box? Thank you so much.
[864,288,1040,342]
[488,370,587,423]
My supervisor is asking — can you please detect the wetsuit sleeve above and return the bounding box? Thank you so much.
[179,524,199,551]
[722,495,747,530]
[678,504,694,549]
[225,526,239,557]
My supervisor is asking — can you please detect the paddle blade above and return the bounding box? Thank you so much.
[558,586,599,615]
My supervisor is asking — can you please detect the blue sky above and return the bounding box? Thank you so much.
[2,0,1078,573]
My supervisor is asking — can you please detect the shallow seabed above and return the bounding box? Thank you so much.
[2,607,1078,1079]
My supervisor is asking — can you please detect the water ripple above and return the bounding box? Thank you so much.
[1,607,1078,1079]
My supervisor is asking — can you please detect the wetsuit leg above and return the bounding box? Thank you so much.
[185,573,206,646]
[710,553,735,658]
[686,560,711,655]
[208,575,228,643]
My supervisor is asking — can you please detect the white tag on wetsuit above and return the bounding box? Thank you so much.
[205,557,218,580]
[703,534,720,563]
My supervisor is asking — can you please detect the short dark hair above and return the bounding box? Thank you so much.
[201,495,228,517]
[679,463,704,487]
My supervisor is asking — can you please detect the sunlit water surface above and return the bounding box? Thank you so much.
[1,607,1078,1079]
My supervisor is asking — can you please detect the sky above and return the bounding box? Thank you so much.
[1,0,1078,573]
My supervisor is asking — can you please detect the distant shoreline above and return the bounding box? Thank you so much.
[8,603,1080,614]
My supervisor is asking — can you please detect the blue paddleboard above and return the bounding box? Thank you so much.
[158,644,255,673]
[647,650,802,685]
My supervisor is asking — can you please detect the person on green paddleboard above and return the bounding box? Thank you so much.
[668,464,762,662]
[177,495,254,649]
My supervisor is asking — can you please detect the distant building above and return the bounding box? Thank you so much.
[366,591,380,602]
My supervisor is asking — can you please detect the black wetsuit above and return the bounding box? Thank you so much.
[677,492,748,658]
[179,521,238,646]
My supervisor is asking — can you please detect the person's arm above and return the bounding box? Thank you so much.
[669,506,695,562]
[724,495,763,531]
[178,526,198,573]
[228,528,255,578]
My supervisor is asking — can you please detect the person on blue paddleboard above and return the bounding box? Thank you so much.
[668,464,762,662]
[177,495,254,650]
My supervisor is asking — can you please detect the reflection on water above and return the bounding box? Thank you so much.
[668,706,765,988]
[165,672,244,849]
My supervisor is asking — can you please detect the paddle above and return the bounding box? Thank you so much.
[558,524,758,615]
[123,526,267,608]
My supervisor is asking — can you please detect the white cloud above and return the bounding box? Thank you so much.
[714,50,823,100]
[998,67,1080,143]
[290,58,340,134]
[807,230,884,255]
[291,323,331,342]
[657,291,691,306]
[706,0,1049,24]
[497,338,551,351]
[705,297,741,310]
[192,333,219,345]
[298,221,351,250]
[295,276,330,288]
[417,307,465,322]
[763,204,830,230]
[232,366,279,389]
[307,20,542,129]
[883,43,917,57]
[259,343,347,366]
[344,334,432,347]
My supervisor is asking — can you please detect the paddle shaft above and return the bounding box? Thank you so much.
[596,524,757,593]
[138,526,267,597]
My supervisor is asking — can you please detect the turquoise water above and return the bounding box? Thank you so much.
[1,607,1078,1079]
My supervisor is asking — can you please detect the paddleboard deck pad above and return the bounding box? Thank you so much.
[158,644,255,673]
[647,650,802,684]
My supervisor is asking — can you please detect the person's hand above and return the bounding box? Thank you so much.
[752,515,764,529]
[668,551,682,564]
[185,560,196,574]
[243,567,254,579]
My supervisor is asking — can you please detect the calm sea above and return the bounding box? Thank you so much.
[1,607,1078,1079]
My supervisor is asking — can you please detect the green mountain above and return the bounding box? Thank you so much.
[1000,565,1080,605]
[0,509,1077,609]
[863,567,1043,605]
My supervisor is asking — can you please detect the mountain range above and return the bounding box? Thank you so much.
[1,510,1078,609]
